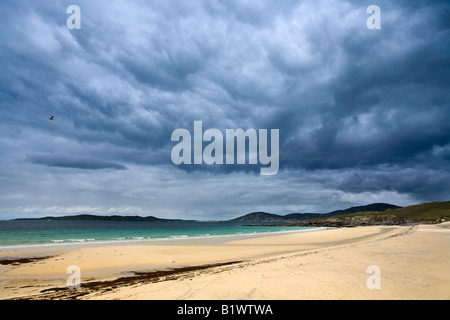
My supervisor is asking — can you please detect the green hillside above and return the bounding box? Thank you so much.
[352,201,450,222]
[289,201,450,227]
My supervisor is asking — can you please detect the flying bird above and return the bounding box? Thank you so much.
[48,116,54,120]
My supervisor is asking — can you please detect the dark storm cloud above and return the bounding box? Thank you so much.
[274,1,450,172]
[29,153,127,171]
[0,0,449,218]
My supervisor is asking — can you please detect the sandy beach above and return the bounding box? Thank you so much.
[0,223,449,300]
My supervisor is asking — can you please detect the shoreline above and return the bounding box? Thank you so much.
[0,227,328,265]
[0,226,323,253]
[1,223,448,300]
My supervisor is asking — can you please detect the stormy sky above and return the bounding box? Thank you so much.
[0,0,449,220]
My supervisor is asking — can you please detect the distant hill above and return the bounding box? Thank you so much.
[286,201,450,227]
[16,202,445,226]
[228,212,287,223]
[325,203,402,216]
[14,214,184,222]
[229,203,400,223]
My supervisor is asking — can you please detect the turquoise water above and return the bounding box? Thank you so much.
[0,220,316,247]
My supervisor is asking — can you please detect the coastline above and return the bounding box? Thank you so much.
[0,226,322,252]
[1,223,449,300]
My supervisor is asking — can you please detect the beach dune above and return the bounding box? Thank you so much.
[0,223,449,300]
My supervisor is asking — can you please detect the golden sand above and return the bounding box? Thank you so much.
[1,223,448,300]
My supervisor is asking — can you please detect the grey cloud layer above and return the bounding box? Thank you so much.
[29,153,127,170]
[0,0,449,217]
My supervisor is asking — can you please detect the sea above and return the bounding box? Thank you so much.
[0,220,317,248]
